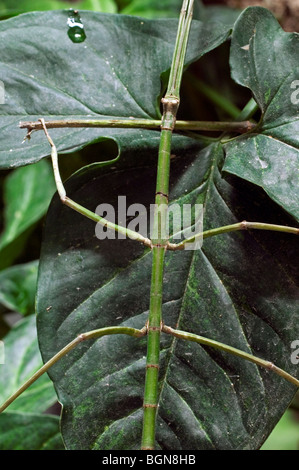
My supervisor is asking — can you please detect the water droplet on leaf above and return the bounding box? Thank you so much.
[67,10,86,43]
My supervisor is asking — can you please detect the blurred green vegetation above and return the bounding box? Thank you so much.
[261,403,299,450]
[0,0,298,451]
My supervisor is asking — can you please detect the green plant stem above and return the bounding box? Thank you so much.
[64,197,152,246]
[141,0,194,451]
[176,120,254,132]
[236,97,259,121]
[141,124,173,451]
[162,325,299,388]
[167,221,299,250]
[39,119,152,248]
[185,72,241,119]
[0,326,146,414]
[141,246,166,450]
[220,97,260,143]
[20,118,255,133]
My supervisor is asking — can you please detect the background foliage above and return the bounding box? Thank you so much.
[0,0,298,450]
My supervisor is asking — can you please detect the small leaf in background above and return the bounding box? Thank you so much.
[0,412,64,450]
[0,160,56,269]
[261,408,299,450]
[0,315,58,413]
[0,260,38,315]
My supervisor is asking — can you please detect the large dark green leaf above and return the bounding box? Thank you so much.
[223,7,299,221]
[0,10,231,169]
[36,138,299,450]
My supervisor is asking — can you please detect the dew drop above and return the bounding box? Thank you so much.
[67,10,86,43]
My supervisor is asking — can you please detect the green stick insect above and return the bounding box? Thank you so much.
[0,0,298,450]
